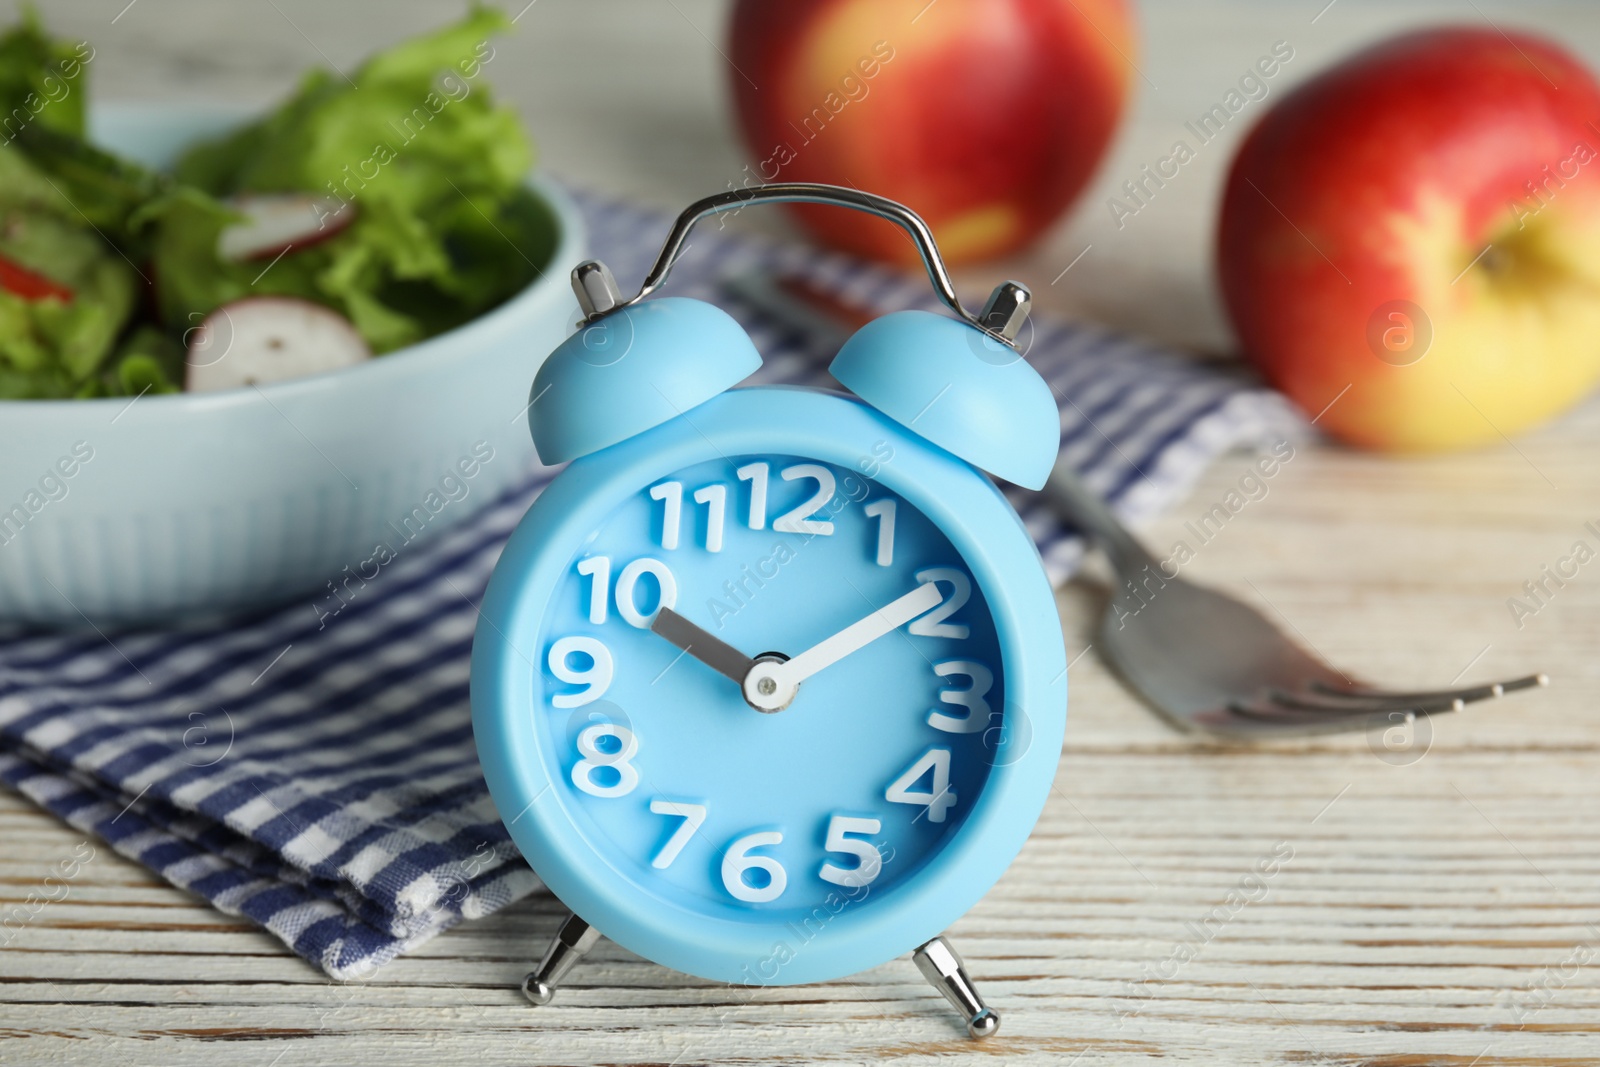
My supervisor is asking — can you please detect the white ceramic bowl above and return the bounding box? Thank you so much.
[0,104,584,628]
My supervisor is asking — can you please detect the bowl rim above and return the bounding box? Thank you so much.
[0,108,584,412]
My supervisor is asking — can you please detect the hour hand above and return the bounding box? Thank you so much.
[651,607,757,685]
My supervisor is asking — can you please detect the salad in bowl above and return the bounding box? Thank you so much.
[0,8,585,626]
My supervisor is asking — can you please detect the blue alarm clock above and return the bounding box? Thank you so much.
[471,184,1066,1039]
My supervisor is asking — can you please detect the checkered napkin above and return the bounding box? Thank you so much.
[0,188,1305,979]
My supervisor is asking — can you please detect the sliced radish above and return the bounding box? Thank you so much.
[217,194,354,262]
[0,254,73,302]
[185,297,371,392]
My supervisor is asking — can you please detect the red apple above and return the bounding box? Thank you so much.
[728,0,1136,266]
[1219,26,1600,451]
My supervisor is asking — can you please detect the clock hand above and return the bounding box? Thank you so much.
[774,581,942,687]
[651,607,758,685]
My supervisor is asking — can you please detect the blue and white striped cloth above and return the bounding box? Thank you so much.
[0,190,1304,979]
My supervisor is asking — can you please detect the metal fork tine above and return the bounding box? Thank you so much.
[1226,702,1344,724]
[1309,674,1549,707]
[1268,688,1465,716]
[1230,702,1433,726]
[1217,703,1401,737]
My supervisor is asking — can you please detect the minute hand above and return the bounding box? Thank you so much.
[775,582,942,686]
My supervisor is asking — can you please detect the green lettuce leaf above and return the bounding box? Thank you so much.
[0,13,148,398]
[155,4,549,353]
[0,137,141,398]
[0,8,92,145]
[12,123,166,250]
[109,324,184,395]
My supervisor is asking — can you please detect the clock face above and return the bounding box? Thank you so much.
[475,386,1067,986]
[531,450,1008,940]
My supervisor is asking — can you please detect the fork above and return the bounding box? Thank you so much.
[1040,464,1548,738]
[723,266,1548,738]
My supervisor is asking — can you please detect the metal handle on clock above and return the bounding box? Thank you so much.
[570,183,1031,348]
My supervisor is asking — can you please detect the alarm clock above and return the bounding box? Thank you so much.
[470,183,1067,1039]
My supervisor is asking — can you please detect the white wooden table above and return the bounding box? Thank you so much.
[4,2,1599,1064]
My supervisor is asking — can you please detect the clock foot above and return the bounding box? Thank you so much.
[913,936,1001,1039]
[521,912,601,1006]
